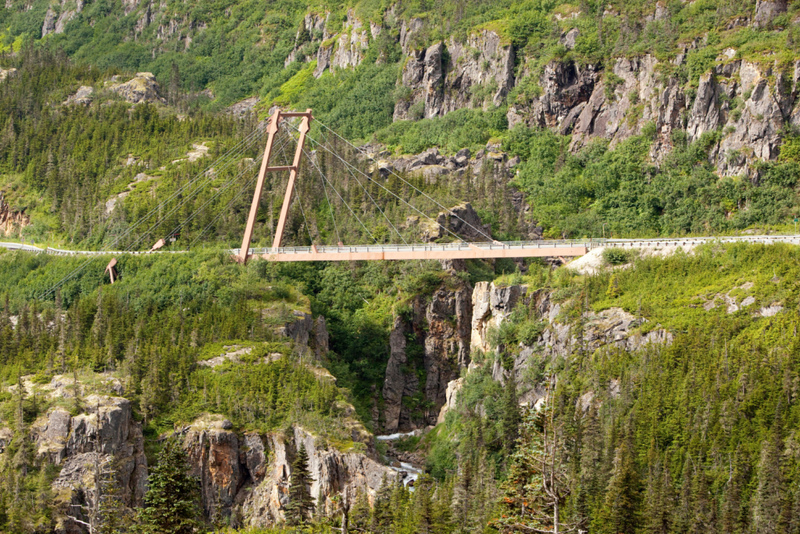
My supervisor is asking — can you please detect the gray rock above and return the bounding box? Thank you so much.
[110,72,165,104]
[383,275,472,431]
[64,86,94,106]
[277,311,329,360]
[560,28,579,50]
[394,30,515,119]
[753,0,787,27]
[0,68,17,82]
[42,8,57,37]
[182,420,395,527]
[226,96,258,117]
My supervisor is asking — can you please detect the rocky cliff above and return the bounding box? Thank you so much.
[181,416,394,527]
[17,0,796,177]
[3,376,148,533]
[0,191,30,236]
[467,281,672,407]
[382,276,473,432]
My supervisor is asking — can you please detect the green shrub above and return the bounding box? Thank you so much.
[602,247,631,266]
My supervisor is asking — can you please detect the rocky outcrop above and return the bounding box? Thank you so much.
[324,10,370,75]
[182,417,395,527]
[471,282,527,353]
[382,278,472,432]
[109,72,165,104]
[64,85,94,106]
[507,53,800,177]
[41,0,83,36]
[28,394,148,531]
[226,96,259,117]
[410,202,492,243]
[753,0,787,27]
[278,311,329,360]
[284,10,370,77]
[393,30,515,120]
[466,283,673,406]
[0,67,17,82]
[0,191,30,236]
[507,61,601,134]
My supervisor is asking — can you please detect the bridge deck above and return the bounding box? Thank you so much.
[5,235,800,261]
[245,241,589,262]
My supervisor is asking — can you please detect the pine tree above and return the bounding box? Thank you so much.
[598,440,640,534]
[501,372,521,456]
[372,475,394,533]
[285,443,315,526]
[349,490,371,532]
[754,420,787,534]
[137,438,200,534]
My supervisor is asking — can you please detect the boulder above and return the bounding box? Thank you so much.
[110,72,165,104]
[64,86,94,106]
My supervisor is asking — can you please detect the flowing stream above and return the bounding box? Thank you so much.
[375,431,424,488]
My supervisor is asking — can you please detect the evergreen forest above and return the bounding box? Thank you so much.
[0,0,800,532]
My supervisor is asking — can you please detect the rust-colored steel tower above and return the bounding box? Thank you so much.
[237,108,312,263]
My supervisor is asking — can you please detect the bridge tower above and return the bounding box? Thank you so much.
[237,108,313,263]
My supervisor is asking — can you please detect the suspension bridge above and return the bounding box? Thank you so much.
[12,107,800,300]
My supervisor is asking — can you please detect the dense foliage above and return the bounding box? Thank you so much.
[138,438,201,534]
[506,126,800,238]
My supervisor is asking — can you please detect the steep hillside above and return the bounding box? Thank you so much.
[1,1,800,532]
[1,0,800,244]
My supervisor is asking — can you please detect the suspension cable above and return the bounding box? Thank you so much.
[316,119,495,243]
[159,131,292,248]
[317,127,407,245]
[310,148,342,245]
[38,124,269,299]
[290,124,468,245]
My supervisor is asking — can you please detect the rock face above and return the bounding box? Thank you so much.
[317,9,370,76]
[382,278,472,432]
[278,311,329,360]
[507,54,800,177]
[467,283,673,406]
[471,282,527,353]
[753,0,787,27]
[414,202,492,243]
[0,191,30,236]
[394,30,515,120]
[110,72,165,104]
[0,67,17,82]
[386,276,673,431]
[31,394,148,527]
[64,85,94,106]
[41,0,83,36]
[182,418,395,527]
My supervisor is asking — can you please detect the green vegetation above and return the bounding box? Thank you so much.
[374,107,508,155]
[404,243,800,533]
[138,438,201,534]
[505,126,800,238]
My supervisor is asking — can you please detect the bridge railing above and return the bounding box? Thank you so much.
[249,239,593,256]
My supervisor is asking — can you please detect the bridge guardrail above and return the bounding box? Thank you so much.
[4,235,800,258]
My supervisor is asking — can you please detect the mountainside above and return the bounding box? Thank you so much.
[1,0,800,533]
[1,0,799,246]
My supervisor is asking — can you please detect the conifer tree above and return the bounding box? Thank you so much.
[372,475,393,533]
[501,372,521,456]
[754,420,787,534]
[349,490,371,532]
[137,438,200,534]
[285,443,315,526]
[598,440,640,534]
